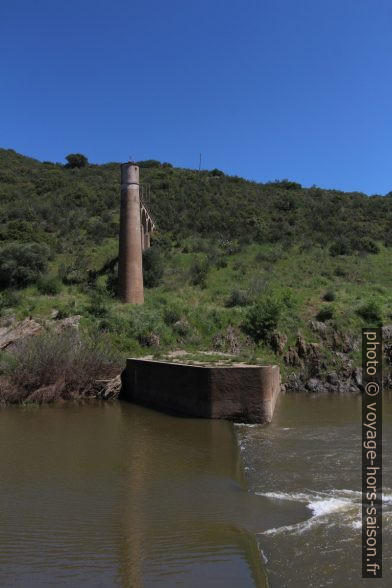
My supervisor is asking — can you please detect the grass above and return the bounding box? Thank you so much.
[2,239,391,370]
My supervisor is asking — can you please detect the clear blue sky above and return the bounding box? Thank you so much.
[1,0,391,194]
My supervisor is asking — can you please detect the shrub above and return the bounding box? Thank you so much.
[163,304,183,326]
[215,256,228,269]
[55,299,82,320]
[316,306,334,322]
[242,296,282,342]
[0,331,120,403]
[354,237,380,255]
[323,290,336,302]
[128,307,170,347]
[189,257,209,288]
[172,319,190,337]
[274,195,297,211]
[143,248,164,288]
[225,289,251,308]
[37,276,62,296]
[0,242,50,288]
[59,255,91,285]
[334,266,347,277]
[356,301,382,324]
[329,240,352,257]
[255,247,284,263]
[210,168,224,177]
[87,289,110,317]
[0,290,22,313]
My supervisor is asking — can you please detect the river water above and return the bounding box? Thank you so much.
[0,395,390,587]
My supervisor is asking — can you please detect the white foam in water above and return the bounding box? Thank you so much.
[262,517,317,536]
[307,498,349,517]
[257,490,364,536]
[383,492,392,504]
[235,423,258,428]
[351,519,361,530]
[257,491,313,502]
[259,547,268,564]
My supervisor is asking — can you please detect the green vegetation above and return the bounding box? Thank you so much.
[143,248,164,288]
[1,147,392,376]
[243,295,282,342]
[316,306,334,322]
[65,153,89,169]
[0,242,50,288]
[0,330,119,403]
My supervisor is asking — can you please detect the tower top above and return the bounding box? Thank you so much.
[121,162,139,185]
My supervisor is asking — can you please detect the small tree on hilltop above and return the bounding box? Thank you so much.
[65,153,88,169]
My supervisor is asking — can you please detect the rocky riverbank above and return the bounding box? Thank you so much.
[280,321,392,394]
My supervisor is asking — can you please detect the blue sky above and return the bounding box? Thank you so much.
[1,0,391,194]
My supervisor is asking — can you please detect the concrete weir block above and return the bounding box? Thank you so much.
[121,359,281,424]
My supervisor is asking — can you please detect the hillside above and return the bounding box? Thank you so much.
[1,148,392,251]
[1,148,392,398]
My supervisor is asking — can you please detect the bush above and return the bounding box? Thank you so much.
[323,290,336,302]
[334,266,347,277]
[242,296,282,342]
[128,306,170,347]
[0,242,50,288]
[87,289,110,317]
[172,319,190,337]
[0,290,22,313]
[0,331,120,403]
[353,237,380,255]
[329,240,352,257]
[163,304,183,325]
[356,301,382,324]
[189,257,209,288]
[210,168,224,177]
[316,306,334,322]
[37,276,62,296]
[330,237,379,257]
[215,256,228,269]
[59,255,91,285]
[225,289,251,308]
[143,248,164,288]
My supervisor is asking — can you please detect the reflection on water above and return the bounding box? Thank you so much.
[0,403,269,587]
[236,393,392,587]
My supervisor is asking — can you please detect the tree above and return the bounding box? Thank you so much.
[210,168,224,177]
[65,153,88,169]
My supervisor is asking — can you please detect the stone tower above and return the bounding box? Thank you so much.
[118,163,144,304]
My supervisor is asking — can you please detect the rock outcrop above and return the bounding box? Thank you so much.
[279,328,372,394]
[0,318,43,350]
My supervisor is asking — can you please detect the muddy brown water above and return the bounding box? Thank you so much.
[0,394,391,587]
